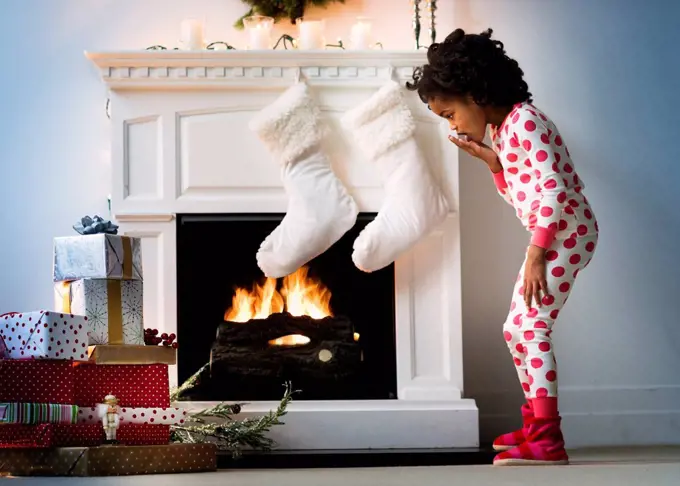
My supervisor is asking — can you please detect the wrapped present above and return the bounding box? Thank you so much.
[73,363,170,408]
[0,423,170,448]
[0,443,217,476]
[87,345,176,365]
[77,406,187,426]
[53,234,143,282]
[0,424,53,449]
[54,280,144,345]
[0,311,90,360]
[0,360,75,403]
[0,403,79,424]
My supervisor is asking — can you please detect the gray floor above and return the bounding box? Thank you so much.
[9,447,680,486]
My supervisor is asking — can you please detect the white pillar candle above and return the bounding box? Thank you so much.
[243,16,274,50]
[180,18,204,50]
[350,18,372,50]
[297,19,325,50]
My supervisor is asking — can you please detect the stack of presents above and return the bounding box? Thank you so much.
[0,227,216,476]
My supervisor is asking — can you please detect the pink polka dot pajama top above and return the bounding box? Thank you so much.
[489,102,599,399]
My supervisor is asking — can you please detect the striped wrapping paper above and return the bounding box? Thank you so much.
[0,403,79,425]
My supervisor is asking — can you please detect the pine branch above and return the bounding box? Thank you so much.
[171,382,298,457]
[169,362,209,403]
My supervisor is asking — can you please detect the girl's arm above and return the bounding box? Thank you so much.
[511,109,569,249]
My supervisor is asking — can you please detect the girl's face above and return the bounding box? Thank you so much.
[428,96,488,143]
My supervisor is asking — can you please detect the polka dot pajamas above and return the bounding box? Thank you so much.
[489,102,599,399]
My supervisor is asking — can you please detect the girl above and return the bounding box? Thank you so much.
[407,28,599,466]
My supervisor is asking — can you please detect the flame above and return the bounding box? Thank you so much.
[224,266,333,346]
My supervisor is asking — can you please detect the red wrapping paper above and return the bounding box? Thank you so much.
[0,423,170,448]
[0,360,75,403]
[73,363,169,408]
[0,424,53,449]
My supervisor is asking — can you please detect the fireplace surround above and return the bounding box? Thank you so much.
[86,50,479,450]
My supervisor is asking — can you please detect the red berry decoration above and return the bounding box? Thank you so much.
[171,342,178,349]
[161,333,168,340]
[152,329,159,336]
[169,333,176,340]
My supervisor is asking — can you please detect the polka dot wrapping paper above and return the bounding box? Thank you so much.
[0,360,76,403]
[0,443,217,476]
[72,363,170,408]
[0,334,7,358]
[77,406,187,426]
[0,311,90,360]
[0,423,170,448]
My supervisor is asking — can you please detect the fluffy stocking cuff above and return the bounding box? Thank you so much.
[248,82,322,166]
[341,80,416,161]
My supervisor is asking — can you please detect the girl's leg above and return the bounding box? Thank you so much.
[493,266,535,452]
[494,234,598,465]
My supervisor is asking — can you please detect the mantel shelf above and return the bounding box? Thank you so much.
[85,50,427,90]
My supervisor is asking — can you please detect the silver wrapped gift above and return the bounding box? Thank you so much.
[53,234,143,282]
[54,279,144,345]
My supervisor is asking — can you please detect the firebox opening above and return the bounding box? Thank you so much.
[176,213,397,402]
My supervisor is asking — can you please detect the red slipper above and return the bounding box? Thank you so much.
[492,401,533,452]
[493,416,569,466]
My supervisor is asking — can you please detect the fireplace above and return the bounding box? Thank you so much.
[176,213,397,402]
[87,50,478,450]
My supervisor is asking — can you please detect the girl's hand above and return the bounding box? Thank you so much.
[524,245,551,309]
[448,136,501,172]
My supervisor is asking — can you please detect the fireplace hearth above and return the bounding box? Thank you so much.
[88,50,478,450]
[176,213,397,402]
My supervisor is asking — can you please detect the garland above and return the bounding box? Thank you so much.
[169,363,298,457]
[235,0,346,29]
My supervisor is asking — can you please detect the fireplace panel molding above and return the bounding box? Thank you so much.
[87,50,478,450]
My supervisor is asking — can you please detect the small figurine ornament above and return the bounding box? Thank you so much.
[97,394,120,444]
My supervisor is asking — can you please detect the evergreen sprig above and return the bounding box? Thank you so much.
[169,364,298,457]
[235,0,346,30]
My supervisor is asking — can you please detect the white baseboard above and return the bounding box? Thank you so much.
[470,385,680,447]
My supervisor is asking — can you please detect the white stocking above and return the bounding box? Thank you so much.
[341,81,449,272]
[249,82,358,278]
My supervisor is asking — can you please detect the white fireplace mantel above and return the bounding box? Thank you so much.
[86,50,479,450]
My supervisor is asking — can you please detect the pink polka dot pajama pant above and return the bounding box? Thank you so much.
[503,234,597,399]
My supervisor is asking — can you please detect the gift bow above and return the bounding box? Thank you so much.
[73,215,119,235]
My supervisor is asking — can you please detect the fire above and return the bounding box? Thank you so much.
[224,266,333,346]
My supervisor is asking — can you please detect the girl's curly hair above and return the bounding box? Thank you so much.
[406,28,532,107]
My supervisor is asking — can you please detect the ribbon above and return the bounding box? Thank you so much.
[59,282,124,345]
[60,283,72,313]
[107,280,124,345]
[73,215,119,235]
[121,236,133,280]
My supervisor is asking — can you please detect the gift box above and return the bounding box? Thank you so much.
[54,280,144,345]
[0,311,90,360]
[87,345,176,365]
[77,406,187,426]
[0,403,79,425]
[0,443,217,476]
[73,363,170,408]
[0,360,75,403]
[53,234,143,282]
[0,423,170,448]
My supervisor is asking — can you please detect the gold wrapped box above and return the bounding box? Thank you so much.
[87,345,177,365]
[0,443,216,477]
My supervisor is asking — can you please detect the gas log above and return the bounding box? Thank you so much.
[210,313,361,381]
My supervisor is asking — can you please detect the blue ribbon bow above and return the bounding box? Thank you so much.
[73,215,119,235]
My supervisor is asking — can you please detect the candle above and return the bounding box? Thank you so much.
[180,18,205,50]
[243,15,274,50]
[350,17,372,50]
[296,18,325,50]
